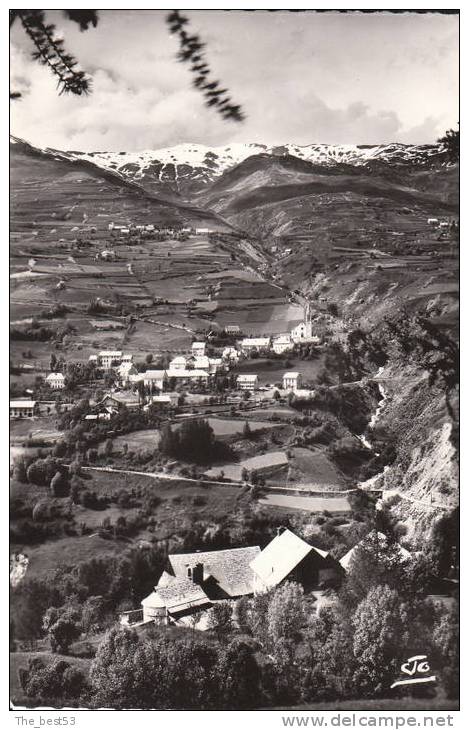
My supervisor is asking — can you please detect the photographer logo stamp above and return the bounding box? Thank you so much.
[391,654,436,688]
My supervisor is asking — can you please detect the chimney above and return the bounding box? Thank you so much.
[186,565,192,580]
[192,562,204,585]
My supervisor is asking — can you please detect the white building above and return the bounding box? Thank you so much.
[146,393,180,408]
[236,374,259,391]
[117,362,138,387]
[240,337,271,354]
[192,355,210,371]
[46,372,65,390]
[290,321,314,341]
[169,356,188,371]
[192,341,206,357]
[222,347,240,363]
[225,325,241,336]
[283,372,302,391]
[97,351,123,370]
[166,369,209,385]
[272,334,293,354]
[427,218,439,226]
[10,400,38,418]
[208,357,224,374]
[142,370,168,391]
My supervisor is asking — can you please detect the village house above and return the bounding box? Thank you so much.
[191,355,210,371]
[191,341,207,357]
[283,371,302,391]
[120,529,342,631]
[169,355,188,371]
[117,361,138,387]
[45,372,65,390]
[127,545,262,629]
[208,357,224,374]
[240,336,271,354]
[272,334,293,354]
[250,528,341,593]
[241,451,289,480]
[166,368,209,387]
[427,218,439,226]
[93,351,125,370]
[145,392,180,408]
[222,346,240,363]
[142,369,168,391]
[224,325,241,336]
[236,374,259,391]
[10,400,39,419]
[290,321,315,342]
[98,392,141,411]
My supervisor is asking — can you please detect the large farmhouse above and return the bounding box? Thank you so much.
[134,546,261,627]
[120,530,341,631]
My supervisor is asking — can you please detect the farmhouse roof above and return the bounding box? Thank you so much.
[283,371,301,379]
[143,369,168,379]
[10,400,37,408]
[153,577,210,614]
[250,529,329,590]
[98,350,123,358]
[170,356,187,365]
[46,372,65,381]
[240,337,271,347]
[166,369,209,378]
[169,546,261,597]
[192,341,206,349]
[339,531,412,572]
[241,451,288,470]
[192,355,210,368]
[236,374,258,382]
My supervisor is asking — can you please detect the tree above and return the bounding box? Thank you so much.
[242,420,252,438]
[438,127,459,163]
[10,10,97,98]
[351,585,414,697]
[145,353,153,365]
[207,602,233,639]
[217,638,262,709]
[104,438,113,457]
[11,10,246,124]
[340,530,410,610]
[50,470,68,497]
[48,617,81,654]
[432,603,459,699]
[166,10,244,122]
[302,607,356,702]
[266,582,306,657]
[90,627,141,708]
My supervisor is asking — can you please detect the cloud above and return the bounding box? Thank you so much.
[10,10,458,151]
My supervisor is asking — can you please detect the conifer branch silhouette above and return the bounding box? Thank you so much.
[166,10,245,122]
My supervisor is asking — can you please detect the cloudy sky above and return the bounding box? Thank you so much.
[10,10,459,152]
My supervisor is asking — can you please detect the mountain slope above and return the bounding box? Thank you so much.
[52,140,447,199]
[10,136,233,249]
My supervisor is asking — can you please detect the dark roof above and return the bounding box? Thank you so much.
[169,546,261,597]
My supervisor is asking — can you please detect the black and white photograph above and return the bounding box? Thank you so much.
[9,6,460,716]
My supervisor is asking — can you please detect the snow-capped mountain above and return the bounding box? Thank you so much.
[10,135,447,200]
[63,141,445,197]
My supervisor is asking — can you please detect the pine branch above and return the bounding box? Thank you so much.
[166,9,245,123]
[18,10,92,96]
